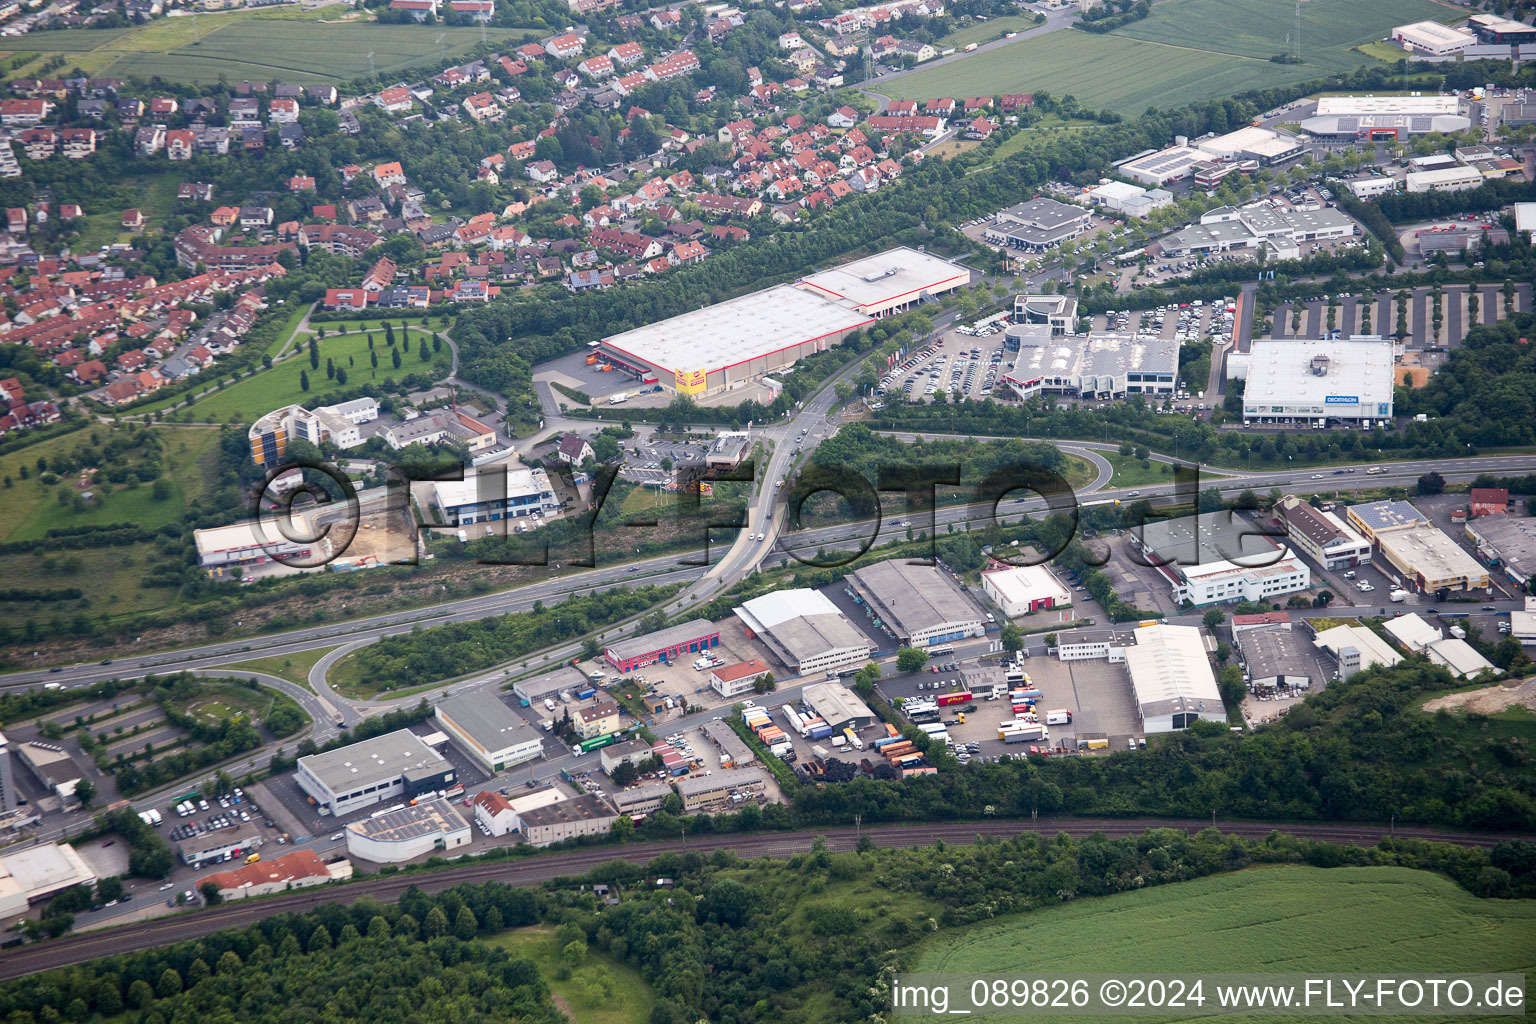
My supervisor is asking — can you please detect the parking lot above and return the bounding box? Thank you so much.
[616,430,710,486]
[1266,282,1534,350]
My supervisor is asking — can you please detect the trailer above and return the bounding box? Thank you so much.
[881,742,917,760]
[999,723,1048,743]
[577,687,596,700]
[843,727,864,751]
[806,723,834,739]
[935,690,973,707]
[577,733,621,753]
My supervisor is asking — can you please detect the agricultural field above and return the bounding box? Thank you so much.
[936,14,1042,49]
[915,865,1536,1024]
[886,0,1455,111]
[0,10,546,85]
[156,328,448,423]
[490,927,655,1024]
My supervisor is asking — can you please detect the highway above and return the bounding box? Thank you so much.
[0,815,1520,981]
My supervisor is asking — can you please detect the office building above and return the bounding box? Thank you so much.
[1158,202,1357,259]
[710,658,772,698]
[1003,325,1178,401]
[1012,294,1077,335]
[1276,495,1373,570]
[1084,180,1174,218]
[426,467,559,528]
[248,399,378,465]
[1194,126,1305,165]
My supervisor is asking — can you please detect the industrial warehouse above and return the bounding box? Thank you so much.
[594,247,968,396]
[1122,624,1226,733]
[981,564,1073,617]
[604,618,721,673]
[294,728,457,816]
[1156,202,1357,259]
[1002,324,1179,400]
[344,797,471,864]
[432,691,544,774]
[1233,335,1395,427]
[734,590,875,676]
[843,560,985,647]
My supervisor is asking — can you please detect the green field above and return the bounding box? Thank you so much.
[937,14,1043,49]
[0,423,221,542]
[222,645,341,690]
[886,0,1455,111]
[1103,450,1179,488]
[916,865,1536,1024]
[1,11,546,85]
[489,927,654,1024]
[158,328,448,423]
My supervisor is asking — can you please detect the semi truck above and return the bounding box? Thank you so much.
[1389,589,1408,603]
[608,392,629,405]
[1045,709,1074,726]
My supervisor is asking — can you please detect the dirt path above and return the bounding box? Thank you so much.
[1423,678,1536,715]
[549,993,576,1024]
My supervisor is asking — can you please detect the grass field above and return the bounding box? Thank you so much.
[886,0,1455,111]
[489,927,654,1024]
[1103,450,1178,489]
[937,14,1042,48]
[222,645,340,690]
[916,865,1536,1024]
[156,328,447,423]
[0,10,545,85]
[0,423,221,542]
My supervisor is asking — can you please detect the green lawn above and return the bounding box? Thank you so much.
[0,424,221,542]
[886,0,1453,111]
[222,645,342,691]
[937,14,1042,48]
[155,328,448,423]
[3,12,547,84]
[488,927,654,1024]
[1104,450,1180,489]
[916,865,1536,1024]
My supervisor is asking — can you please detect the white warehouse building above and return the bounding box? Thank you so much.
[1124,624,1226,733]
[982,564,1073,617]
[1233,335,1395,427]
[433,690,544,774]
[733,590,875,676]
[1084,180,1174,218]
[1392,21,1477,56]
[344,798,471,864]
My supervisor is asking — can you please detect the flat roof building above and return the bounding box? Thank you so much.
[1053,626,1136,662]
[1133,509,1288,569]
[1084,180,1174,218]
[1115,145,1205,186]
[1300,95,1469,139]
[517,793,619,847]
[1276,495,1373,570]
[983,196,1091,250]
[1234,623,1318,691]
[1376,526,1490,595]
[1171,553,1312,607]
[345,797,470,864]
[982,564,1072,618]
[426,467,559,528]
[1346,499,1430,542]
[1003,326,1178,401]
[797,246,971,317]
[193,520,315,573]
[699,720,756,769]
[598,738,653,775]
[604,618,720,673]
[512,666,588,706]
[433,691,543,774]
[1195,126,1305,165]
[0,844,96,918]
[1405,167,1484,194]
[295,729,457,816]
[1012,293,1077,334]
[1159,202,1356,258]
[1465,515,1536,587]
[1237,336,1394,426]
[734,590,874,675]
[611,781,672,817]
[843,559,984,647]
[1313,622,1401,679]
[598,247,967,396]
[675,767,767,812]
[1469,13,1536,43]
[1123,624,1225,733]
[1392,20,1477,55]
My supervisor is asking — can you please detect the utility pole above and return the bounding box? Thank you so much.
[1293,0,1302,63]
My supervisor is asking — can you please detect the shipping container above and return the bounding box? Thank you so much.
[881,742,917,759]
[884,723,900,738]
[577,688,596,700]
[936,690,973,707]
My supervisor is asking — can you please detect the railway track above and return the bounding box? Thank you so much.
[0,817,1520,982]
